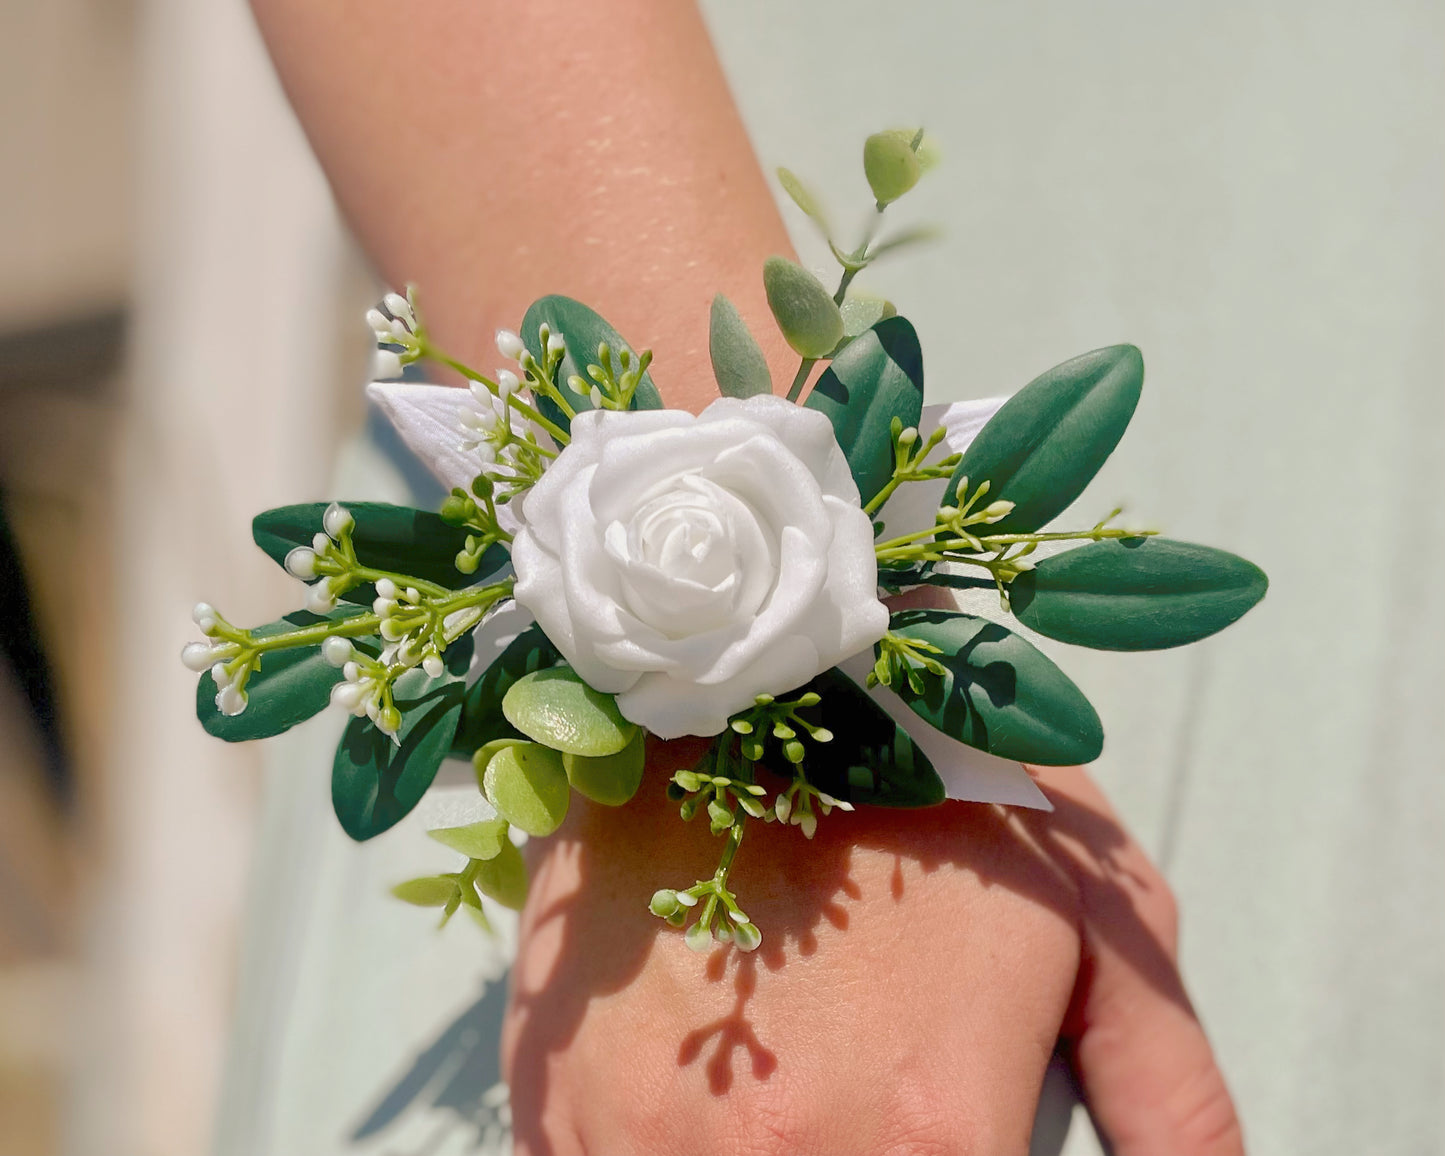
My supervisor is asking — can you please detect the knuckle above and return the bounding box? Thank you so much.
[723,1092,827,1156]
[876,1085,968,1156]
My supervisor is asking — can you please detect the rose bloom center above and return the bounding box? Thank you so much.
[602,472,775,640]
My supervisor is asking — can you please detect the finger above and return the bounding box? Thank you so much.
[1025,768,1245,1156]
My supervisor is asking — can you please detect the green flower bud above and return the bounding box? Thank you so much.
[863,129,923,206]
[762,256,844,359]
[685,921,715,953]
[649,889,682,919]
[440,493,474,525]
[733,921,763,952]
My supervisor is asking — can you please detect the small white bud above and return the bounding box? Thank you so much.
[496,370,519,397]
[898,426,919,447]
[330,680,366,713]
[397,635,423,666]
[365,308,390,337]
[546,333,565,357]
[388,317,409,339]
[733,921,762,952]
[181,642,217,672]
[195,616,218,637]
[373,596,397,618]
[210,661,232,689]
[589,385,603,408]
[495,330,524,360]
[774,793,792,823]
[404,587,420,604]
[371,348,404,380]
[374,577,397,600]
[321,636,353,667]
[383,291,409,319]
[192,602,216,626]
[342,660,360,682]
[216,684,248,717]
[312,532,330,553]
[284,546,318,580]
[799,811,818,840]
[323,502,353,539]
[380,619,407,642]
[305,581,338,613]
[422,652,445,679]
[675,890,699,908]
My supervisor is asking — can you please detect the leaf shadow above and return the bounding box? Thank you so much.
[503,740,1185,1154]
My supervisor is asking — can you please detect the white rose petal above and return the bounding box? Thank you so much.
[511,395,888,738]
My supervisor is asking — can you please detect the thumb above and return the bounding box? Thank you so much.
[1026,768,1244,1156]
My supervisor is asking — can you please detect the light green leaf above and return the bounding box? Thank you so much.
[253,502,502,601]
[502,668,637,757]
[472,839,529,910]
[1009,537,1269,650]
[763,256,844,359]
[428,816,511,860]
[805,315,925,506]
[839,294,897,339]
[776,167,832,236]
[391,875,459,908]
[196,608,364,741]
[947,345,1144,536]
[451,625,562,757]
[482,741,570,837]
[520,296,663,434]
[563,730,647,806]
[887,609,1103,766]
[863,129,923,206]
[708,294,773,398]
[330,633,474,841]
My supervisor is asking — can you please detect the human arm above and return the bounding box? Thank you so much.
[247,3,1244,1151]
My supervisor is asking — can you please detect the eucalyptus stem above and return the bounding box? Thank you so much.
[784,358,816,403]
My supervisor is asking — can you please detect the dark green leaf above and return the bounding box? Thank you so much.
[1010,537,1268,651]
[520,295,663,434]
[252,502,505,603]
[196,609,367,741]
[947,345,1143,535]
[450,625,562,757]
[806,316,925,506]
[709,294,772,398]
[331,633,474,841]
[888,609,1103,766]
[795,666,943,807]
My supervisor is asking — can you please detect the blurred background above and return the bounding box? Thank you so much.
[0,1,1440,1155]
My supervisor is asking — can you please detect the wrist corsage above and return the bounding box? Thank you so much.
[183,129,1267,952]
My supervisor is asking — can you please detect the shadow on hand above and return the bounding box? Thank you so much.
[504,739,1186,1155]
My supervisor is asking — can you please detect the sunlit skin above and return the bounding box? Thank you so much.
[250,1,1244,1151]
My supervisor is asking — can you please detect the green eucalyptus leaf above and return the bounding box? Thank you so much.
[805,315,925,506]
[197,608,367,741]
[763,256,844,359]
[427,816,511,861]
[800,666,944,807]
[563,730,647,806]
[709,294,773,398]
[253,502,504,602]
[947,345,1143,536]
[391,875,460,907]
[1010,537,1269,651]
[839,294,897,339]
[777,167,833,237]
[502,668,636,757]
[888,609,1103,766]
[863,129,923,205]
[867,224,944,262]
[520,295,663,434]
[472,839,529,910]
[331,633,474,841]
[482,741,570,837]
[451,625,563,757]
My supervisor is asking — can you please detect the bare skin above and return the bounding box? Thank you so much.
[248,2,1245,1150]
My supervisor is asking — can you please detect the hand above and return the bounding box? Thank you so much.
[502,747,1244,1156]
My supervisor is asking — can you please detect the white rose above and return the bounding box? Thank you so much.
[511,394,889,738]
